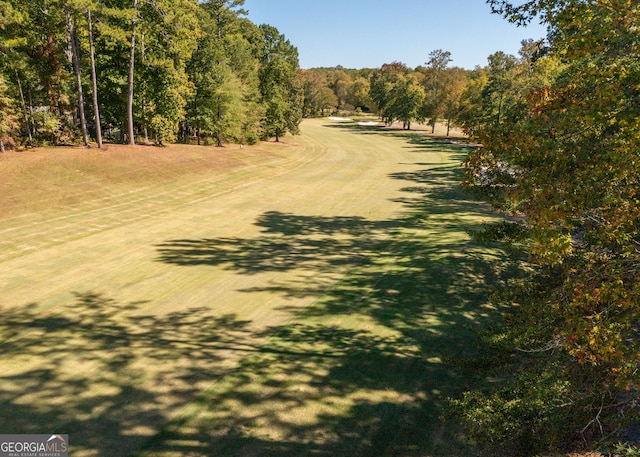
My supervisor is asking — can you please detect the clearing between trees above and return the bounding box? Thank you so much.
[0,119,512,456]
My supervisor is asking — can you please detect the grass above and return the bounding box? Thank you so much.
[0,119,514,456]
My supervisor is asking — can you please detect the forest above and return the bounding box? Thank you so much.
[1,0,639,454]
[0,0,302,149]
[0,0,553,150]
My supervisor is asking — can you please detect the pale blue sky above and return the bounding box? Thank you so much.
[241,0,548,69]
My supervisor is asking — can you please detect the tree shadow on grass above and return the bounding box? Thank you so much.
[323,122,475,154]
[1,130,520,456]
[147,137,522,455]
[0,292,265,456]
[140,321,476,457]
[156,211,407,277]
[144,231,513,457]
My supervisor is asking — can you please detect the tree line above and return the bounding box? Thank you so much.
[0,0,302,149]
[298,45,548,138]
[0,0,567,153]
[299,51,467,135]
[0,0,566,153]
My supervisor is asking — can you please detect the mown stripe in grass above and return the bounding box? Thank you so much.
[136,143,514,457]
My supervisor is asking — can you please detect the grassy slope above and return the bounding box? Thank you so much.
[0,120,511,456]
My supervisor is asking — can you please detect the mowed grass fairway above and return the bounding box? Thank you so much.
[1,119,512,456]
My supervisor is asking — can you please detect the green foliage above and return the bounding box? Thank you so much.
[453,262,637,454]
[390,73,425,128]
[299,68,374,117]
[369,62,408,125]
[32,110,61,145]
[149,114,175,144]
[0,74,19,149]
[258,24,303,141]
[134,0,200,143]
[421,49,452,130]
[457,0,640,453]
[317,86,338,114]
[0,0,304,146]
[470,220,528,246]
[607,443,640,457]
[346,76,372,112]
[184,0,262,145]
[369,61,428,128]
[452,366,574,456]
[367,55,468,132]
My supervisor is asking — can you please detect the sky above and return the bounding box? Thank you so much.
[241,0,548,70]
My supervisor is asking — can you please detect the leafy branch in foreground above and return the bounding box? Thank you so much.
[456,0,640,453]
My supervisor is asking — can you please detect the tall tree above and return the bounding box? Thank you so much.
[126,0,137,144]
[346,76,372,112]
[369,62,425,129]
[422,49,452,132]
[481,51,519,125]
[369,61,407,125]
[65,3,89,147]
[0,74,19,151]
[86,7,102,148]
[440,67,468,136]
[317,86,338,116]
[12,0,74,144]
[329,69,352,111]
[187,0,259,145]
[132,0,200,144]
[390,74,425,130]
[258,24,302,142]
[84,0,132,143]
[14,70,34,146]
[299,69,327,117]
[0,1,34,146]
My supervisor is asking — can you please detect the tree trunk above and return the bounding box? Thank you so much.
[15,71,33,147]
[0,139,5,153]
[66,8,89,147]
[127,0,138,145]
[446,118,451,137]
[44,34,64,117]
[87,9,102,148]
[216,97,223,147]
[28,89,35,129]
[141,32,149,143]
